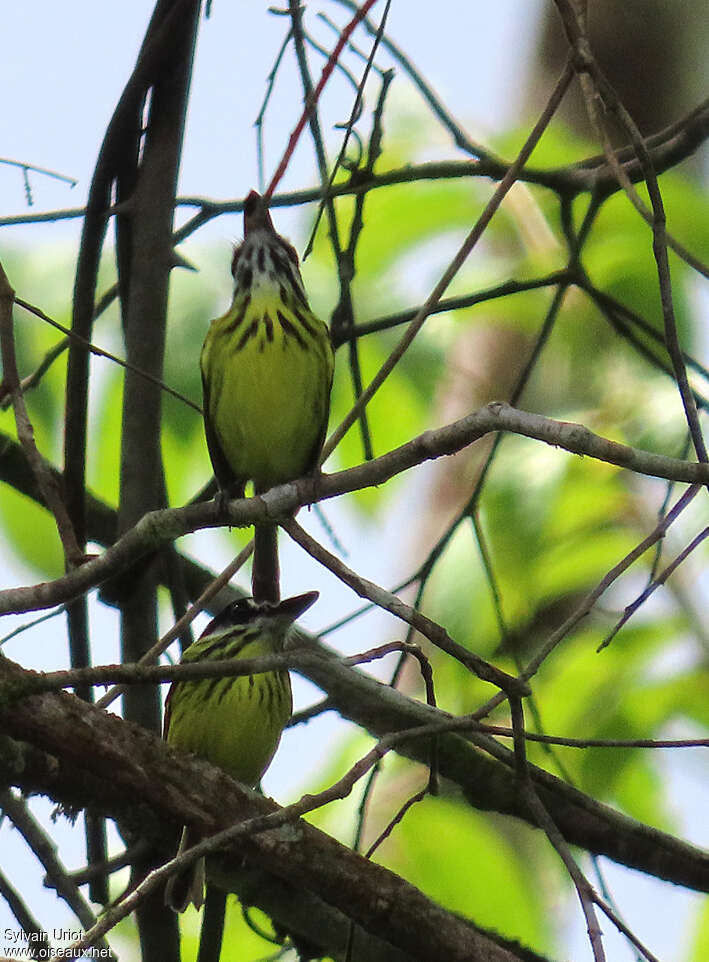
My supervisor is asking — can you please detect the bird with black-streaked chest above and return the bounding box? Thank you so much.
[200,191,334,603]
[163,590,319,912]
[200,190,334,501]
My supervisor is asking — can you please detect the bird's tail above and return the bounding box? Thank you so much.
[165,825,206,913]
[252,522,280,603]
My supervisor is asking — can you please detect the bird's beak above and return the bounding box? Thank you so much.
[273,591,319,623]
[243,189,275,234]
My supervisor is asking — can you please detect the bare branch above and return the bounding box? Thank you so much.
[321,60,574,460]
[2,402,709,615]
[0,790,114,959]
[554,0,709,462]
[0,262,83,564]
[284,517,526,696]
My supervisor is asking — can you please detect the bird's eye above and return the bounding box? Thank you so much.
[227,598,259,625]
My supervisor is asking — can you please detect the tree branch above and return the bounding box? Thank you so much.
[2,401,708,615]
[0,658,546,962]
[2,645,708,895]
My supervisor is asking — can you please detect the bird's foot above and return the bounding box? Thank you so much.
[214,484,245,525]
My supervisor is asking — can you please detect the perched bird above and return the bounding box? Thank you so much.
[163,590,319,913]
[200,191,334,602]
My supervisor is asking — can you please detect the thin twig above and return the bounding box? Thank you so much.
[303,26,361,94]
[0,263,83,564]
[554,0,708,464]
[3,403,709,616]
[0,607,66,646]
[472,482,702,722]
[0,156,77,186]
[579,280,709,399]
[1,93,707,232]
[321,59,575,461]
[95,541,253,710]
[304,0,393,257]
[597,524,709,651]
[283,517,527,695]
[0,790,115,959]
[346,636,439,877]
[475,725,709,750]
[593,894,662,962]
[288,0,374,461]
[254,23,293,193]
[265,0,380,200]
[316,11,386,78]
[329,0,494,161]
[68,842,149,886]
[509,698,606,962]
[66,713,514,955]
[408,192,601,602]
[363,783,428,860]
[344,640,436,707]
[12,296,201,414]
[0,868,51,961]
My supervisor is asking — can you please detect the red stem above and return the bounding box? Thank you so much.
[264,0,380,200]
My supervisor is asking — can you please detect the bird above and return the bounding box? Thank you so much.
[163,589,319,913]
[200,190,334,603]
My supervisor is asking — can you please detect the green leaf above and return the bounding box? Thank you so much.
[0,483,63,577]
[689,897,709,962]
[380,794,555,954]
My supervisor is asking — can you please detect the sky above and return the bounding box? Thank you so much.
[1,1,540,241]
[1,3,707,961]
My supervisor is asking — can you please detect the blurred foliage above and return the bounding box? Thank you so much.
[176,899,282,962]
[691,898,709,961]
[1,108,709,960]
[382,796,556,952]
